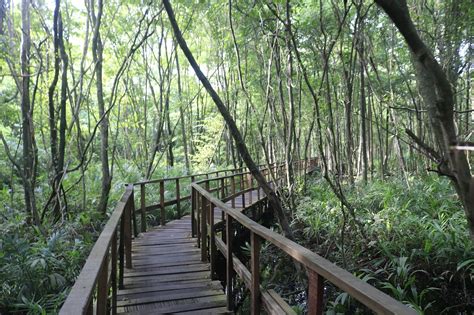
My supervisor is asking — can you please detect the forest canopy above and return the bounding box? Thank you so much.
[0,0,472,313]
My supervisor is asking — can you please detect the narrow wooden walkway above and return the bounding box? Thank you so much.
[116,187,267,314]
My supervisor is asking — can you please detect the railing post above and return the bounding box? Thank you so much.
[226,214,234,311]
[220,177,226,222]
[97,252,109,315]
[176,178,181,218]
[111,231,117,315]
[191,176,196,236]
[201,187,208,262]
[307,270,324,315]
[220,177,225,199]
[119,211,125,289]
[251,232,261,315]
[125,195,132,269]
[140,183,146,233]
[248,173,253,204]
[209,201,216,280]
[231,176,236,208]
[160,180,165,226]
[191,186,196,237]
[197,188,201,248]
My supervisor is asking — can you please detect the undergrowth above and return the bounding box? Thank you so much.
[0,163,192,314]
[263,174,473,314]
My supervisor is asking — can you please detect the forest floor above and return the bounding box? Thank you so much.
[256,174,473,314]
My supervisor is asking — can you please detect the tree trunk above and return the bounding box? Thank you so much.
[376,0,474,238]
[163,0,293,239]
[20,0,40,226]
[91,0,111,214]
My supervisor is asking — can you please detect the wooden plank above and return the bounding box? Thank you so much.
[132,247,200,257]
[132,257,202,268]
[178,307,232,315]
[117,296,227,314]
[117,280,222,296]
[117,289,223,307]
[123,270,211,286]
[124,264,209,277]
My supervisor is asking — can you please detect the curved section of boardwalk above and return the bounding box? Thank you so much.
[116,186,268,314]
[117,216,229,314]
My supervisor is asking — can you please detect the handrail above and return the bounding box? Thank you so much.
[131,159,316,232]
[60,185,134,314]
[59,158,316,314]
[191,163,416,315]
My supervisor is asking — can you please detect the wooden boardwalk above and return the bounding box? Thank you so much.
[116,187,267,314]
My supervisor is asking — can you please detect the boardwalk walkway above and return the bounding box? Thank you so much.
[116,188,265,314]
[60,159,415,315]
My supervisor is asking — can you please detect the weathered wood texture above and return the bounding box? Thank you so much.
[116,184,271,314]
[116,215,230,314]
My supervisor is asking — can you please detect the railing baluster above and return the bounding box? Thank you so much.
[97,252,108,315]
[111,231,117,315]
[140,183,146,233]
[210,201,216,280]
[220,177,225,199]
[119,212,125,289]
[201,189,208,262]
[251,232,261,315]
[231,176,236,208]
[308,270,324,315]
[125,197,132,269]
[221,177,226,223]
[197,189,201,248]
[226,214,234,311]
[191,186,196,237]
[160,180,165,226]
[176,178,181,218]
[248,173,253,205]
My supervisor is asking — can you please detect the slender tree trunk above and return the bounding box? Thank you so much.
[91,0,111,214]
[163,0,293,239]
[20,0,39,226]
[176,51,190,173]
[359,38,368,183]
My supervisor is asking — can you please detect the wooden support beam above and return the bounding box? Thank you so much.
[251,232,261,315]
[176,178,181,218]
[226,214,234,311]
[307,270,324,315]
[97,252,108,315]
[140,183,146,233]
[160,180,165,226]
[201,191,208,262]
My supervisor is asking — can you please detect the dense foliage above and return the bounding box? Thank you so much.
[0,0,472,313]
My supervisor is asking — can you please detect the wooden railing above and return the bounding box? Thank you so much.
[59,159,312,314]
[191,165,417,315]
[60,186,134,314]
